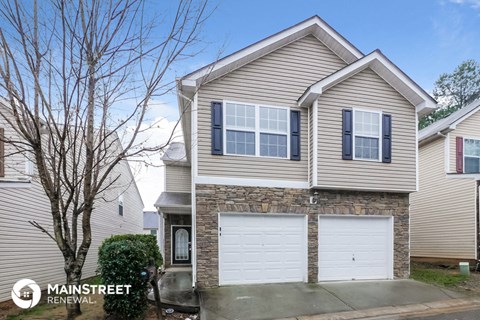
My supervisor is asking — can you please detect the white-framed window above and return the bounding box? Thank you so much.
[353,109,382,161]
[224,101,289,158]
[464,138,480,173]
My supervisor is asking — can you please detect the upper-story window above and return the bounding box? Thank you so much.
[353,110,381,161]
[464,138,480,173]
[224,102,289,159]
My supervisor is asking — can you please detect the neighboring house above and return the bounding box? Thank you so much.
[143,211,164,258]
[0,102,144,302]
[155,16,436,288]
[411,99,480,262]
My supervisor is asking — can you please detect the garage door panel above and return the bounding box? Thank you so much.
[219,214,306,285]
[318,216,393,281]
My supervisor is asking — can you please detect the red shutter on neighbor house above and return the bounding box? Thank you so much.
[456,136,464,173]
[0,128,4,177]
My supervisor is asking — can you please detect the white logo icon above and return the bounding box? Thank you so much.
[11,279,41,309]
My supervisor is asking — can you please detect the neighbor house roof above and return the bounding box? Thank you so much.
[298,50,437,117]
[419,98,480,144]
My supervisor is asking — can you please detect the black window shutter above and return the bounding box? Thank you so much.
[290,110,301,161]
[456,136,463,173]
[342,109,353,160]
[211,101,223,155]
[382,114,392,163]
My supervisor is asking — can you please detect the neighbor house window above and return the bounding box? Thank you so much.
[224,102,289,158]
[464,138,480,173]
[150,229,157,239]
[353,110,381,161]
[118,194,124,216]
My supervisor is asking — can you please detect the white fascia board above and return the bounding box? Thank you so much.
[182,16,363,85]
[312,184,414,193]
[194,175,309,189]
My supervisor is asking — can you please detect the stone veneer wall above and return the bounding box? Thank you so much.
[164,214,192,267]
[195,184,410,288]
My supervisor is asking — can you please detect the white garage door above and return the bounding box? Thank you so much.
[219,214,307,285]
[318,216,393,281]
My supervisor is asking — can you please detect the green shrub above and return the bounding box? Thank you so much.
[98,234,163,320]
[101,234,163,267]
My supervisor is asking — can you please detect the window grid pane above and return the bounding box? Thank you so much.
[260,133,287,158]
[259,106,288,133]
[354,110,380,160]
[225,103,255,130]
[226,130,255,155]
[355,137,379,160]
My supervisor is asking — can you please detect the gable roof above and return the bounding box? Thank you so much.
[419,98,480,144]
[298,50,437,117]
[178,15,364,95]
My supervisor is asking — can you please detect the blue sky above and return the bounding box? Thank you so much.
[176,0,480,95]
[155,0,480,121]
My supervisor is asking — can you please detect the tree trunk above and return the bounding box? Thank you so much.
[65,265,82,319]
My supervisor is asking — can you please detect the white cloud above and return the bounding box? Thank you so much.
[117,97,184,211]
[449,0,480,9]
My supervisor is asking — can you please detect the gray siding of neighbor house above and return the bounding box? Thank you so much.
[165,165,191,193]
[0,151,143,301]
[448,109,480,173]
[197,35,347,181]
[410,137,477,260]
[316,68,417,192]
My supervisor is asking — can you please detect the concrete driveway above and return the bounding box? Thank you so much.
[199,280,464,320]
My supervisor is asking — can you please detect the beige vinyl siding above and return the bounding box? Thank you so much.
[449,109,480,173]
[316,68,417,192]
[0,159,143,302]
[0,111,28,179]
[410,138,476,259]
[197,35,347,181]
[165,165,191,192]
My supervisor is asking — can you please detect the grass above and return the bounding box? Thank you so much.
[411,264,469,287]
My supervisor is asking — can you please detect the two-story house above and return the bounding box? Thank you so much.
[0,100,144,302]
[411,98,480,263]
[155,16,436,288]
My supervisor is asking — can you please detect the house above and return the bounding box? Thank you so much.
[143,211,164,257]
[0,101,144,302]
[155,16,436,288]
[411,99,480,263]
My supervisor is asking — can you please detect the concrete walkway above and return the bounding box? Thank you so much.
[199,280,465,320]
[147,269,199,313]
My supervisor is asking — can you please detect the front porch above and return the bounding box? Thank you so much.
[155,191,193,268]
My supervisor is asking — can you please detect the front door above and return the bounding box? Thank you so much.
[172,226,191,264]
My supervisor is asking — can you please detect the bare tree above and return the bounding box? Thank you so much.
[0,0,209,318]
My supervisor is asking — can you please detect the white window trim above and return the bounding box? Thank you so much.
[352,108,383,162]
[223,100,290,159]
[463,136,480,174]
